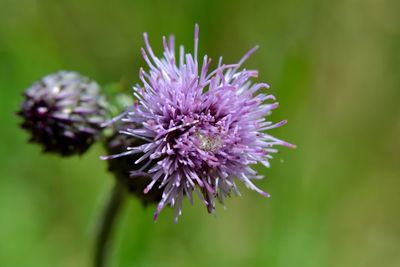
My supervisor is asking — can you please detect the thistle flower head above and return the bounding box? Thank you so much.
[104,25,294,222]
[18,71,108,156]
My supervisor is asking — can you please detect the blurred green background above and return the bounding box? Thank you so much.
[1,0,399,266]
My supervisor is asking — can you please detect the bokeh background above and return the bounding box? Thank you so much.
[1,0,399,266]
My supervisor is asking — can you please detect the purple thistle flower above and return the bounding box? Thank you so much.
[103,25,295,222]
[18,71,108,156]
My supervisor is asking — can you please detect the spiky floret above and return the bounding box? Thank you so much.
[105,123,163,205]
[18,71,108,156]
[103,25,294,222]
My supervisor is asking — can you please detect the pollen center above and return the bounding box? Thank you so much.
[196,133,223,152]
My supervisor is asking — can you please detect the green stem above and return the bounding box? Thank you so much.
[94,183,125,267]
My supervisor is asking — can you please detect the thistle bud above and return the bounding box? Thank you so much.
[104,123,162,205]
[18,71,108,156]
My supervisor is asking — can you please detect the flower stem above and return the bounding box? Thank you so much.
[94,183,125,267]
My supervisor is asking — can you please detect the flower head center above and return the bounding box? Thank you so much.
[196,132,223,152]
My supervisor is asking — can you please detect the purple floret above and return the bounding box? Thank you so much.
[103,25,294,222]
